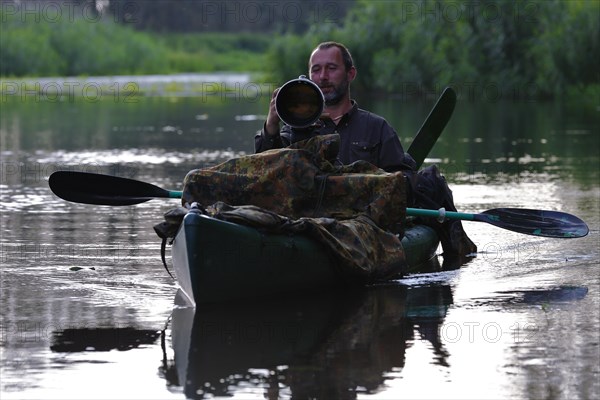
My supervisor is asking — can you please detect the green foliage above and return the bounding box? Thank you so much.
[1,9,168,76]
[151,32,270,73]
[265,0,599,98]
[2,0,597,100]
[0,9,270,77]
[0,24,65,76]
[541,0,600,89]
[264,34,317,83]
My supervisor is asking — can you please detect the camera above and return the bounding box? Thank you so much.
[275,75,324,128]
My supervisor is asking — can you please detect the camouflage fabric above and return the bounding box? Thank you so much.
[202,202,407,280]
[182,134,406,230]
[171,134,410,281]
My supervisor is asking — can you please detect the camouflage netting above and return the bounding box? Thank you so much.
[156,134,411,281]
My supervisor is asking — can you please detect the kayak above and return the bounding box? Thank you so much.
[171,209,439,306]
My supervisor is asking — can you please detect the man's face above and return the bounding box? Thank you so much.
[309,47,354,106]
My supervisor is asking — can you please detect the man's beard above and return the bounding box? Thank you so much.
[322,78,349,106]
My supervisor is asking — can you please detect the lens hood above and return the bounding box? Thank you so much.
[275,75,324,128]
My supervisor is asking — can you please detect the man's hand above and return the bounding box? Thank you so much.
[265,88,281,136]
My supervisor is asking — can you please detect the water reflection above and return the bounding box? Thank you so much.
[2,93,598,399]
[497,286,588,305]
[165,284,454,399]
[51,327,161,352]
[0,96,265,154]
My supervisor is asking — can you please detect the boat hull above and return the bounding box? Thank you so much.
[172,211,439,305]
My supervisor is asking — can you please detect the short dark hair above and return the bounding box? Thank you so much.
[313,41,354,71]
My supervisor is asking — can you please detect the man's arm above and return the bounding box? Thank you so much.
[255,87,292,153]
[254,123,293,153]
[378,121,417,172]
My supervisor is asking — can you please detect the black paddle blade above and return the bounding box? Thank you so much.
[407,87,457,169]
[477,208,589,238]
[49,171,171,206]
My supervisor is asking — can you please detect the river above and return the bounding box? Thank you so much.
[1,76,598,399]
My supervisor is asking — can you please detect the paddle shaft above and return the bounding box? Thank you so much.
[406,207,473,221]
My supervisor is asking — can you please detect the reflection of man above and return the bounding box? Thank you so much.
[255,41,476,260]
[284,285,453,398]
[285,84,320,120]
[287,100,319,120]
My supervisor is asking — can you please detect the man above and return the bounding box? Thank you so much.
[255,41,416,172]
[255,41,476,261]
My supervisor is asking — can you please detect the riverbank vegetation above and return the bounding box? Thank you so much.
[266,0,599,100]
[1,0,597,99]
[154,33,270,74]
[0,10,269,76]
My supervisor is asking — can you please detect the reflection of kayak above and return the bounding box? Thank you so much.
[171,209,439,305]
[167,285,453,398]
[169,290,348,398]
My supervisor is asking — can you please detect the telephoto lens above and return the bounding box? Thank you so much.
[275,75,324,128]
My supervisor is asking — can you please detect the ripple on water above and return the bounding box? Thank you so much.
[34,148,246,167]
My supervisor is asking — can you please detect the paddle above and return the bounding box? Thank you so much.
[48,171,181,206]
[48,171,589,238]
[406,207,589,239]
[407,87,457,169]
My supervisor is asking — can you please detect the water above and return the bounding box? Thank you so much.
[1,83,598,399]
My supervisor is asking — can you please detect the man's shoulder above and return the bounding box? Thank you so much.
[350,101,386,121]
[356,107,385,119]
[353,107,392,130]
